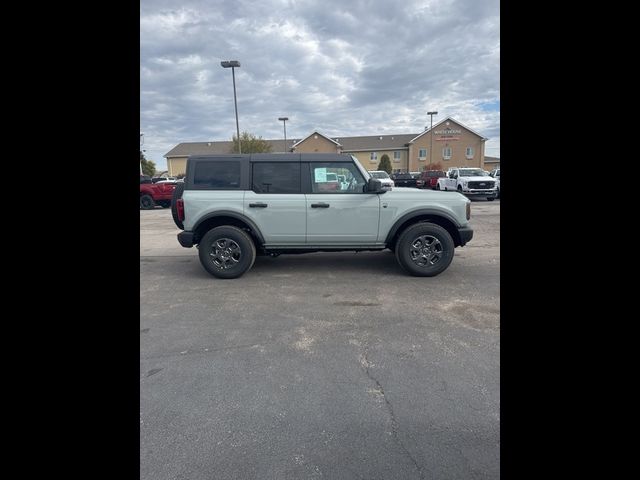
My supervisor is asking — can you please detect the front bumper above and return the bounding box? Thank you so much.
[461,189,497,196]
[177,231,195,248]
[457,227,474,246]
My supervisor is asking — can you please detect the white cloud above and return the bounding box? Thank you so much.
[141,0,499,170]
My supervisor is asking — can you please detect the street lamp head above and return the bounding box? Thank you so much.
[221,60,241,68]
[278,117,288,121]
[427,111,438,115]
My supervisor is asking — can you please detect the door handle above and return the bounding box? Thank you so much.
[249,203,268,208]
[311,203,330,208]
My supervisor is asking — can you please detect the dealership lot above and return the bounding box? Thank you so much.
[140,199,499,479]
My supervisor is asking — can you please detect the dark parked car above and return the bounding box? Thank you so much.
[418,170,447,189]
[392,172,420,188]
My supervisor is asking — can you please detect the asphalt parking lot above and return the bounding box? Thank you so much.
[140,199,500,479]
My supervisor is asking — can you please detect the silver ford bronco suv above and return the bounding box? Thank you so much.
[172,153,473,279]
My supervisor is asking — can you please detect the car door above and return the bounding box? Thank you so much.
[445,169,458,190]
[305,161,380,244]
[243,159,306,245]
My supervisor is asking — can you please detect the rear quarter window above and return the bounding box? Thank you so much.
[193,161,241,189]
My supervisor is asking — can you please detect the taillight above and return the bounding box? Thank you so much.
[177,198,185,221]
[466,202,471,220]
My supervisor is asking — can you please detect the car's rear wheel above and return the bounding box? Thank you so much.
[171,183,185,229]
[487,197,495,201]
[395,222,454,277]
[140,195,155,210]
[198,226,256,279]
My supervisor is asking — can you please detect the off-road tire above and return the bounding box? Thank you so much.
[198,226,256,279]
[395,222,455,277]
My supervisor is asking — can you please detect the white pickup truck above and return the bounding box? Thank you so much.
[436,167,497,201]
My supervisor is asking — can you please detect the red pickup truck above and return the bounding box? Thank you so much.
[417,170,447,189]
[140,175,177,209]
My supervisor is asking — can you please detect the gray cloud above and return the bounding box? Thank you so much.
[141,0,499,170]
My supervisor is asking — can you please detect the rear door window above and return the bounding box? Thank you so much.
[252,162,301,193]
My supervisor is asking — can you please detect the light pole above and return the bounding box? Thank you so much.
[139,133,144,175]
[221,60,242,153]
[427,111,438,167]
[278,117,288,153]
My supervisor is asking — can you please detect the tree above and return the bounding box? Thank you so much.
[230,131,273,154]
[425,161,443,171]
[140,151,156,176]
[377,154,392,174]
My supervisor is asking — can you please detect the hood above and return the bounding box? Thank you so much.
[459,176,494,181]
[386,187,464,200]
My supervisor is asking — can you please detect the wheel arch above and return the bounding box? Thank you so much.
[386,210,463,249]
[192,212,265,247]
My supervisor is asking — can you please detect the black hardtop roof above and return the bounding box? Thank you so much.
[187,153,354,163]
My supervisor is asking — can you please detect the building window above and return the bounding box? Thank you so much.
[418,148,427,160]
[465,147,474,159]
[370,152,378,162]
[393,151,401,162]
[443,147,452,160]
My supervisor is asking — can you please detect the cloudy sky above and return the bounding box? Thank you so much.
[141,0,499,171]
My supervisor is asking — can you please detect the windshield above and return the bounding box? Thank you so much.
[459,169,486,177]
[370,171,390,179]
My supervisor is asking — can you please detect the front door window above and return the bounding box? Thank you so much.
[309,162,367,193]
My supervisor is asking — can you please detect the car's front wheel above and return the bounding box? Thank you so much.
[395,222,455,277]
[198,226,256,279]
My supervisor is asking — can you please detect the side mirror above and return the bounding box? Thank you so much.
[367,178,385,194]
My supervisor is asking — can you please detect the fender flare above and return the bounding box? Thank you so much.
[385,208,462,244]
[192,211,266,245]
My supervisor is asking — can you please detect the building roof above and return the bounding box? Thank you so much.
[164,139,296,157]
[335,133,417,151]
[291,131,342,148]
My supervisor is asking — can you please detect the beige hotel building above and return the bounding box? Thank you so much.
[164,116,493,176]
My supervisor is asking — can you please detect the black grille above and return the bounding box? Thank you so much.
[468,181,494,189]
